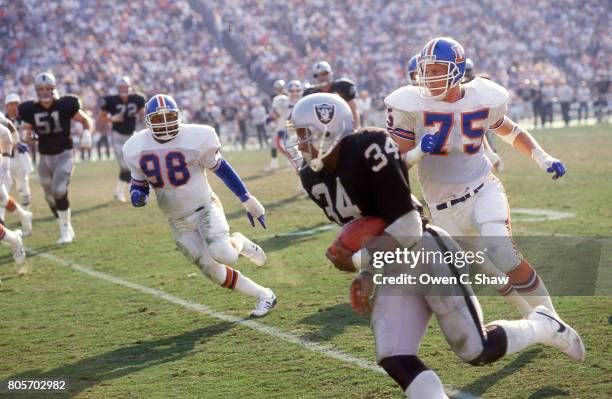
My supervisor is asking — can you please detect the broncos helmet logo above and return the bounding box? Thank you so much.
[314,103,335,125]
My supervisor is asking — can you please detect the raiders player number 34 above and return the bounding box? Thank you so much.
[286,93,585,399]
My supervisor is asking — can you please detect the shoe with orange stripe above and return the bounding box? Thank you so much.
[250,289,276,317]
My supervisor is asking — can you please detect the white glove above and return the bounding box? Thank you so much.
[80,129,93,149]
[242,195,266,228]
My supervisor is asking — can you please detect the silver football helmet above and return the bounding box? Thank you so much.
[273,79,286,93]
[35,72,58,103]
[312,61,333,84]
[116,76,132,96]
[285,93,353,172]
[287,80,303,100]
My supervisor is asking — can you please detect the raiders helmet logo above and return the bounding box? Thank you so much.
[314,103,335,125]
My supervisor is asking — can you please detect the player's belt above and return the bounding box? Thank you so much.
[435,183,484,211]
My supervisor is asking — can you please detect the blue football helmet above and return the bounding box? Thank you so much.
[406,53,419,86]
[417,37,466,99]
[145,94,181,142]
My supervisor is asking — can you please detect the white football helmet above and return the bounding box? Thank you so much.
[285,93,353,172]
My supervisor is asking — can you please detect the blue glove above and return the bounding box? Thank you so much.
[420,134,437,153]
[16,143,29,153]
[130,183,149,207]
[547,161,566,180]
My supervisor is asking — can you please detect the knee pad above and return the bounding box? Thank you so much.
[467,324,507,366]
[197,258,228,285]
[119,169,131,183]
[208,238,239,266]
[479,222,521,273]
[379,355,428,392]
[55,194,70,211]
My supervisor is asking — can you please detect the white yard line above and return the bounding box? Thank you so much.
[31,250,478,399]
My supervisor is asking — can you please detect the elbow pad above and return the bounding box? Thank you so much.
[385,210,423,249]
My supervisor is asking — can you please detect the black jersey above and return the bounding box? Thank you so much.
[100,93,146,135]
[300,128,415,226]
[18,95,80,155]
[303,78,357,102]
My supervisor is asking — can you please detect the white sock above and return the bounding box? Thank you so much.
[405,370,447,399]
[503,291,534,318]
[270,157,279,168]
[1,226,21,247]
[116,180,125,196]
[58,209,71,228]
[0,207,6,221]
[232,268,268,298]
[487,319,538,355]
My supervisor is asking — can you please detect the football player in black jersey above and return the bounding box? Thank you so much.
[286,93,584,398]
[18,72,93,244]
[302,61,360,129]
[99,76,146,202]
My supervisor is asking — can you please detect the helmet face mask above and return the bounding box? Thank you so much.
[145,95,181,142]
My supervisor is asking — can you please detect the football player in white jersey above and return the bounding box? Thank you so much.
[0,122,26,264]
[123,94,276,317]
[385,38,573,322]
[264,79,289,172]
[0,109,33,236]
[4,93,34,210]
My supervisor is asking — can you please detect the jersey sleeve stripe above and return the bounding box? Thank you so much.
[388,128,415,141]
[489,117,504,130]
[131,178,148,186]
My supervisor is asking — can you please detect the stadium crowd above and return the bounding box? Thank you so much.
[1,0,610,151]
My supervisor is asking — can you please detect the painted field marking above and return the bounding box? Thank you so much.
[30,249,478,399]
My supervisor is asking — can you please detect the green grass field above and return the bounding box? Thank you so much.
[0,125,611,398]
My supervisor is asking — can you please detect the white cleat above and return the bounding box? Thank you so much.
[232,232,267,266]
[250,289,276,317]
[57,224,74,245]
[12,229,26,264]
[20,210,33,237]
[529,306,585,362]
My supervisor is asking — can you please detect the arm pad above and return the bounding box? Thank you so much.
[213,158,249,202]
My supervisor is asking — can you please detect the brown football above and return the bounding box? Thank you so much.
[335,216,388,253]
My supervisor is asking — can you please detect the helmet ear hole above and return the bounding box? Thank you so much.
[325,132,331,138]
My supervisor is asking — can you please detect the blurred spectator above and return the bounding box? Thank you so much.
[541,82,555,127]
[250,100,268,148]
[576,81,591,123]
[556,80,574,127]
[355,90,372,127]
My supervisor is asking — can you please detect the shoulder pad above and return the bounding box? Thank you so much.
[122,129,147,156]
[302,87,318,97]
[59,94,81,108]
[384,85,423,112]
[467,77,509,108]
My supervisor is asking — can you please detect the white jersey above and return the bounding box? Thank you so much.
[385,77,508,204]
[272,94,292,130]
[123,124,222,220]
[0,112,19,144]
